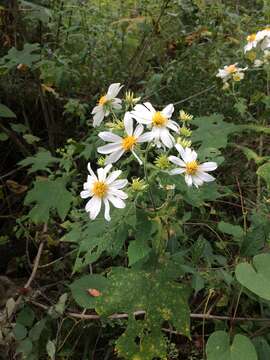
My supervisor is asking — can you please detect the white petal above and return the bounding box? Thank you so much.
[167,120,179,132]
[99,131,122,142]
[144,102,156,114]
[97,165,112,181]
[93,109,105,127]
[161,104,174,118]
[137,132,153,143]
[105,149,125,164]
[181,147,193,163]
[169,168,186,175]
[107,195,126,208]
[112,100,122,110]
[106,83,123,99]
[108,188,128,199]
[192,175,204,187]
[110,179,128,189]
[87,163,97,180]
[175,144,185,158]
[168,155,186,167]
[104,198,111,221]
[190,150,198,161]
[124,112,133,135]
[160,129,174,148]
[133,124,144,138]
[131,150,143,165]
[198,162,217,172]
[92,105,102,114]
[98,143,123,154]
[89,196,102,220]
[185,174,193,187]
[80,190,90,199]
[106,170,122,184]
[197,171,215,182]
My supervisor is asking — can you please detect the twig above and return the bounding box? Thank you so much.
[27,300,270,324]
[173,85,216,106]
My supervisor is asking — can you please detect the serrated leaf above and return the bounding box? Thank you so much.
[0,43,40,69]
[70,274,109,309]
[0,104,16,118]
[192,114,240,150]
[218,221,243,239]
[128,240,151,266]
[24,177,73,223]
[206,331,257,360]
[235,253,270,300]
[19,149,59,173]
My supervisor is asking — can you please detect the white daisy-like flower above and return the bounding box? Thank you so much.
[97,112,152,165]
[244,33,258,53]
[92,83,123,127]
[255,28,270,50]
[130,102,179,148]
[216,63,247,82]
[80,163,128,221]
[168,144,218,188]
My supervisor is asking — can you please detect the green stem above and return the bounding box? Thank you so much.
[144,143,156,211]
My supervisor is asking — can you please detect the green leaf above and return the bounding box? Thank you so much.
[218,221,244,239]
[96,262,190,358]
[128,240,151,266]
[206,331,257,360]
[0,132,8,141]
[257,162,270,188]
[19,149,59,173]
[13,323,27,341]
[0,104,16,118]
[192,114,240,150]
[17,306,35,328]
[29,319,46,341]
[23,134,41,144]
[24,177,73,224]
[46,340,56,360]
[20,1,51,24]
[235,253,270,300]
[253,337,270,360]
[0,43,40,69]
[16,338,33,356]
[70,274,109,309]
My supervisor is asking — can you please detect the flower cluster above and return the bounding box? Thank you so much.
[216,26,270,88]
[81,83,218,221]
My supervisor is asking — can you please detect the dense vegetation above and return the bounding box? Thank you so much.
[1,0,270,359]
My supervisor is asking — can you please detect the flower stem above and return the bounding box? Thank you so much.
[144,143,156,211]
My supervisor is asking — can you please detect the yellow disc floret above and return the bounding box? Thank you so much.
[247,34,256,42]
[98,95,107,106]
[186,161,199,175]
[92,181,108,198]
[122,135,137,151]
[152,112,168,127]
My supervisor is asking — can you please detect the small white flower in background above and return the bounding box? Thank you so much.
[168,144,217,188]
[92,83,123,127]
[97,112,152,165]
[244,33,258,53]
[130,102,179,148]
[80,163,128,221]
[216,63,247,82]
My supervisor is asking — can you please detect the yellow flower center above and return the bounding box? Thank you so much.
[152,112,168,127]
[98,95,107,106]
[122,135,137,151]
[226,64,237,74]
[247,33,256,42]
[186,161,199,175]
[92,181,108,198]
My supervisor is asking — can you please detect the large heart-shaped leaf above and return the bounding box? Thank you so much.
[235,253,270,300]
[206,331,257,360]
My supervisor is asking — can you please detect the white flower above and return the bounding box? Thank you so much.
[97,112,152,165]
[91,83,123,127]
[244,29,270,53]
[130,102,179,148]
[216,63,247,82]
[168,144,217,188]
[244,33,258,53]
[80,163,128,221]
